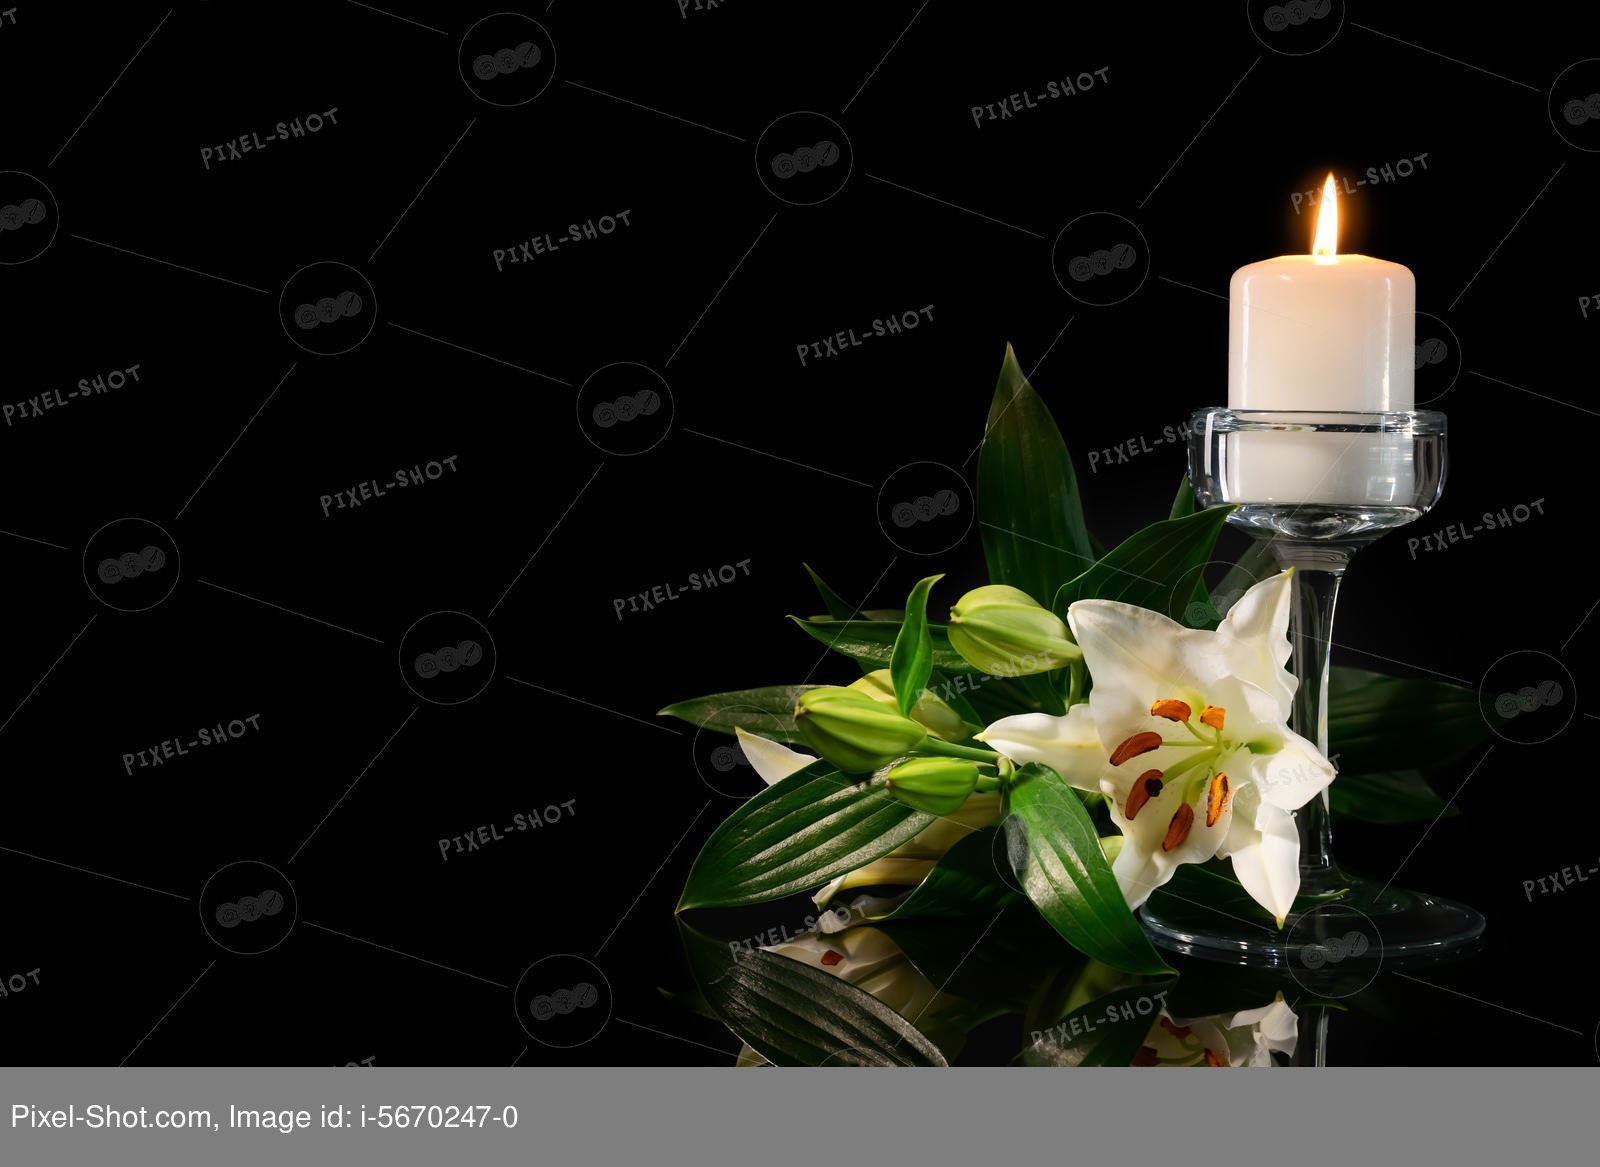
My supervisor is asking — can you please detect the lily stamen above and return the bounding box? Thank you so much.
[1109,731,1163,766]
[1149,698,1192,722]
[1206,772,1232,827]
[1162,804,1194,851]
[1199,705,1226,731]
[1124,770,1164,820]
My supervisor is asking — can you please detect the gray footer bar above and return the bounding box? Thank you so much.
[2,1067,1592,1165]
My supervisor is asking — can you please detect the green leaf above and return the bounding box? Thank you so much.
[1328,666,1489,774]
[1004,764,1172,975]
[924,667,986,728]
[678,919,946,1066]
[890,575,943,717]
[978,343,1097,607]
[1147,859,1345,928]
[1052,506,1235,621]
[1019,978,1178,1066]
[803,563,856,621]
[657,686,816,741]
[789,616,977,674]
[945,672,1045,724]
[677,759,935,910]
[879,828,1028,920]
[1169,475,1197,520]
[1330,768,1458,824]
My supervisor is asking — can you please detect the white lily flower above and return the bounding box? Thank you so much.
[977,570,1335,926]
[1136,995,1299,1067]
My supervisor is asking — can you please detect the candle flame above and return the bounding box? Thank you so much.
[1311,173,1337,261]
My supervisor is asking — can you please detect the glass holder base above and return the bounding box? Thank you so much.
[1139,865,1486,971]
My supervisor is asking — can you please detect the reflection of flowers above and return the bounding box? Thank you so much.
[978,571,1335,926]
[1135,996,1299,1067]
[733,927,965,1067]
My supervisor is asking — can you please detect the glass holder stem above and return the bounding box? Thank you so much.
[1270,540,1355,896]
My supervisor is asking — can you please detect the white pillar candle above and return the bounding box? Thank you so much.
[1223,175,1416,505]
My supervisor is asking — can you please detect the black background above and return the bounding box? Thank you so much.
[2,1,1597,1067]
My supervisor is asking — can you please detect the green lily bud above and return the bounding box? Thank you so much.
[847,669,971,742]
[793,686,928,773]
[947,584,1081,676]
[884,757,981,816]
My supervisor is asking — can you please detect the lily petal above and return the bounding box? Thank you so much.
[1234,723,1336,813]
[976,705,1104,791]
[734,726,813,786]
[1215,570,1297,717]
[1217,788,1301,927]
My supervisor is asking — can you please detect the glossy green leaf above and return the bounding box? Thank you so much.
[678,919,946,1066]
[944,671,1045,724]
[1052,506,1234,621]
[891,575,943,717]
[657,685,816,741]
[1328,666,1489,775]
[978,343,1097,607]
[879,828,1028,920]
[1004,764,1172,975]
[677,759,935,910]
[803,562,857,621]
[1329,768,1457,824]
[1169,475,1197,520]
[789,616,977,674]
[924,667,986,728]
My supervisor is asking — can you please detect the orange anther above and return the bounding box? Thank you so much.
[1124,771,1164,821]
[1206,773,1232,827]
[1110,731,1164,766]
[1162,804,1195,852]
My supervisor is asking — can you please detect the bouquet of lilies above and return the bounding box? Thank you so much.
[663,346,1486,1066]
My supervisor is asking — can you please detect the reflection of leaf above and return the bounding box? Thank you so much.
[1163,963,1339,1020]
[882,912,1080,1015]
[1018,979,1178,1066]
[677,759,933,910]
[678,919,946,1066]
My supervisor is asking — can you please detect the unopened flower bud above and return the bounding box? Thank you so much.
[847,669,972,741]
[947,584,1080,676]
[793,686,928,773]
[884,757,982,815]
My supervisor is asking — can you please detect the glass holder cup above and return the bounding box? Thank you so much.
[1138,408,1486,970]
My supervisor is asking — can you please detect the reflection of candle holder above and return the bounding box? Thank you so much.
[1139,408,1485,968]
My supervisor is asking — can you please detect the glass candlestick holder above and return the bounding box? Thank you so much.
[1138,408,1486,968]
